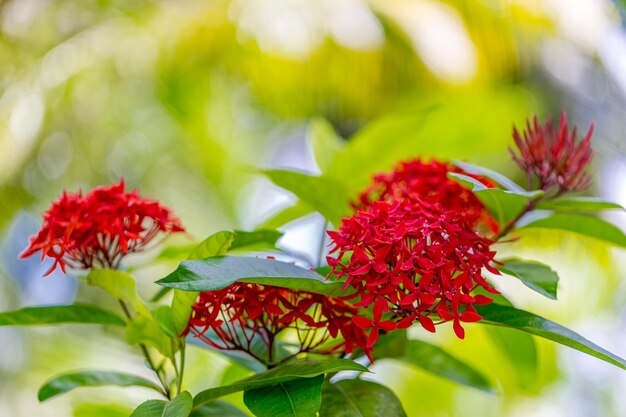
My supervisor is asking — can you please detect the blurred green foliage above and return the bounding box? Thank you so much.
[1,0,625,416]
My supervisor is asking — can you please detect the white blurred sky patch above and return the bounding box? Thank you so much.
[230,0,384,59]
[378,0,478,84]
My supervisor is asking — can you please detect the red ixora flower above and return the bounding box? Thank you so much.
[355,158,498,234]
[20,179,184,275]
[510,112,594,193]
[185,282,371,363]
[327,199,499,346]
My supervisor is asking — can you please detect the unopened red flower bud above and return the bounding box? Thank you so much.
[510,112,594,193]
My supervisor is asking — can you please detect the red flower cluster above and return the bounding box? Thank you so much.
[20,180,184,275]
[185,283,370,363]
[355,159,498,233]
[510,112,594,193]
[327,199,499,345]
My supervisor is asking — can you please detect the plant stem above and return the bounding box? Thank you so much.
[117,300,171,399]
[495,196,542,240]
[177,340,186,395]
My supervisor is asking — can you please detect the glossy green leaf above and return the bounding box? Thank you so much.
[402,340,494,393]
[170,230,237,334]
[130,400,166,417]
[319,379,407,417]
[86,269,149,316]
[190,401,249,417]
[485,326,538,389]
[157,230,282,263]
[518,213,626,247]
[157,256,345,296]
[243,375,324,417]
[536,196,623,212]
[497,258,559,300]
[0,304,125,327]
[73,403,133,417]
[309,118,344,171]
[39,371,163,402]
[476,303,626,370]
[449,173,542,228]
[193,359,368,408]
[262,169,351,223]
[164,391,193,417]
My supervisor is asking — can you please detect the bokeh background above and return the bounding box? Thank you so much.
[1,0,626,416]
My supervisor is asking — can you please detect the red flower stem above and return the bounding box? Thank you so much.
[118,300,171,399]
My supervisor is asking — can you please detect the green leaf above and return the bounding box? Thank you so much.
[157,256,345,296]
[536,196,624,212]
[519,213,626,247]
[243,375,323,417]
[153,306,178,338]
[452,160,527,193]
[262,169,350,224]
[0,304,125,327]
[170,230,238,334]
[73,403,133,417]
[157,230,281,264]
[188,231,236,261]
[86,269,149,316]
[260,201,314,229]
[370,329,408,360]
[401,340,494,393]
[449,172,542,228]
[130,400,166,417]
[190,401,249,417]
[126,312,174,357]
[38,371,163,402]
[164,391,193,417]
[476,303,626,370]
[485,326,538,389]
[193,359,368,408]
[319,379,407,417]
[172,290,198,336]
[229,230,283,252]
[308,118,344,172]
[497,258,559,300]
